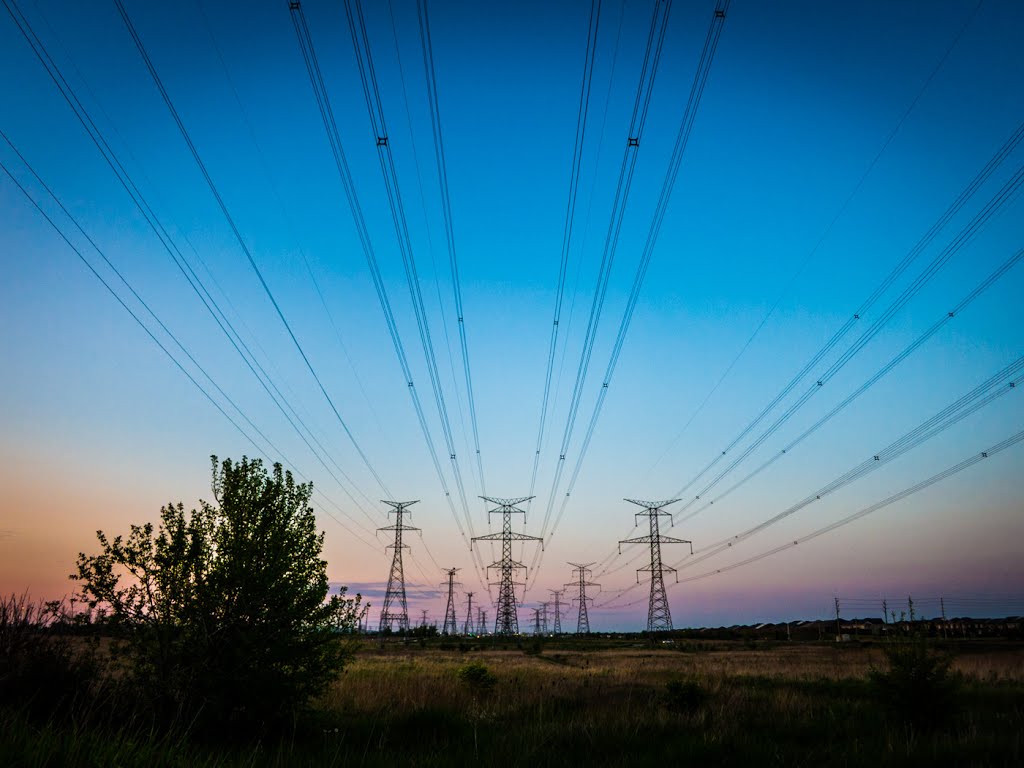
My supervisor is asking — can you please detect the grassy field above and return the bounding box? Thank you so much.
[4,637,1024,766]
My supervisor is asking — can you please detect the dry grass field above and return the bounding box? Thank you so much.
[4,637,1024,766]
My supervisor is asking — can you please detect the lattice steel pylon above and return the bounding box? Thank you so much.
[532,607,543,635]
[565,562,599,634]
[477,608,487,635]
[471,496,543,635]
[441,568,461,635]
[618,499,693,632]
[463,592,475,635]
[549,589,565,634]
[378,500,420,632]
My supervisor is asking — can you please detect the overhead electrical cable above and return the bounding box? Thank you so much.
[287,0,490,594]
[2,0,381,521]
[530,0,731,587]
[666,118,1024,506]
[194,0,393,460]
[598,356,1024,609]
[639,0,985,481]
[112,0,392,498]
[0,149,379,551]
[674,428,1024,585]
[343,0,476,538]
[669,152,1024,516]
[526,0,604,504]
[417,0,489,499]
[537,0,675,548]
[680,355,1024,569]
[677,246,1024,522]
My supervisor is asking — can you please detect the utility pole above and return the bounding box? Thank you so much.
[549,589,564,634]
[566,562,599,634]
[441,568,462,635]
[834,597,841,641]
[471,496,543,635]
[618,499,692,632]
[378,500,420,632]
[463,592,475,635]
[882,598,888,626]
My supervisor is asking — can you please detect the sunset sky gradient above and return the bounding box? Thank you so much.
[2,0,1023,629]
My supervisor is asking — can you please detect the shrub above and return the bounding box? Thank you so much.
[663,680,709,714]
[868,638,960,726]
[457,661,497,693]
[73,456,361,728]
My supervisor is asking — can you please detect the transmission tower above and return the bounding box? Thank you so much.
[477,608,487,635]
[549,589,565,634]
[441,567,461,635]
[532,607,543,635]
[566,562,599,634]
[540,602,550,634]
[378,500,420,632]
[618,499,692,632]
[463,591,475,635]
[471,496,543,635]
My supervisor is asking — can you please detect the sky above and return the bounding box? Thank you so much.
[1,0,1023,631]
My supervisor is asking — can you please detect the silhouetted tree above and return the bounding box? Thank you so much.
[73,456,360,726]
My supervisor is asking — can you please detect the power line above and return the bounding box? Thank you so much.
[2,0,382,523]
[675,426,1024,585]
[526,0,604,504]
[543,0,731,540]
[638,0,985,481]
[677,245,1024,522]
[600,355,1024,610]
[193,0,393,460]
[531,0,731,587]
[286,0,490,594]
[0,146,380,551]
[113,0,392,498]
[678,355,1024,570]
[416,0,488,499]
[667,119,1024,509]
[537,0,674,547]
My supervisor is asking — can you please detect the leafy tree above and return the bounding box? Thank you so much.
[73,456,360,726]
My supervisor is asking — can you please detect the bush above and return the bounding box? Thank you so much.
[73,456,361,728]
[869,638,960,726]
[457,661,497,693]
[663,680,709,714]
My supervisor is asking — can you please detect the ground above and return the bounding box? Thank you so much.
[4,637,1023,766]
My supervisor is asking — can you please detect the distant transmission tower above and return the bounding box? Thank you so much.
[419,609,429,628]
[618,499,692,632]
[378,500,420,632]
[477,608,487,635]
[549,589,565,634]
[463,591,475,635]
[471,496,543,635]
[441,567,461,635]
[532,607,543,635]
[566,562,599,634]
[540,602,550,634]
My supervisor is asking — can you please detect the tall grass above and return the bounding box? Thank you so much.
[3,627,1024,766]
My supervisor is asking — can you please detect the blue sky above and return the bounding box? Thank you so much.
[1,0,1023,629]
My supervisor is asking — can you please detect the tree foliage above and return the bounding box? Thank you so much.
[74,456,360,725]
